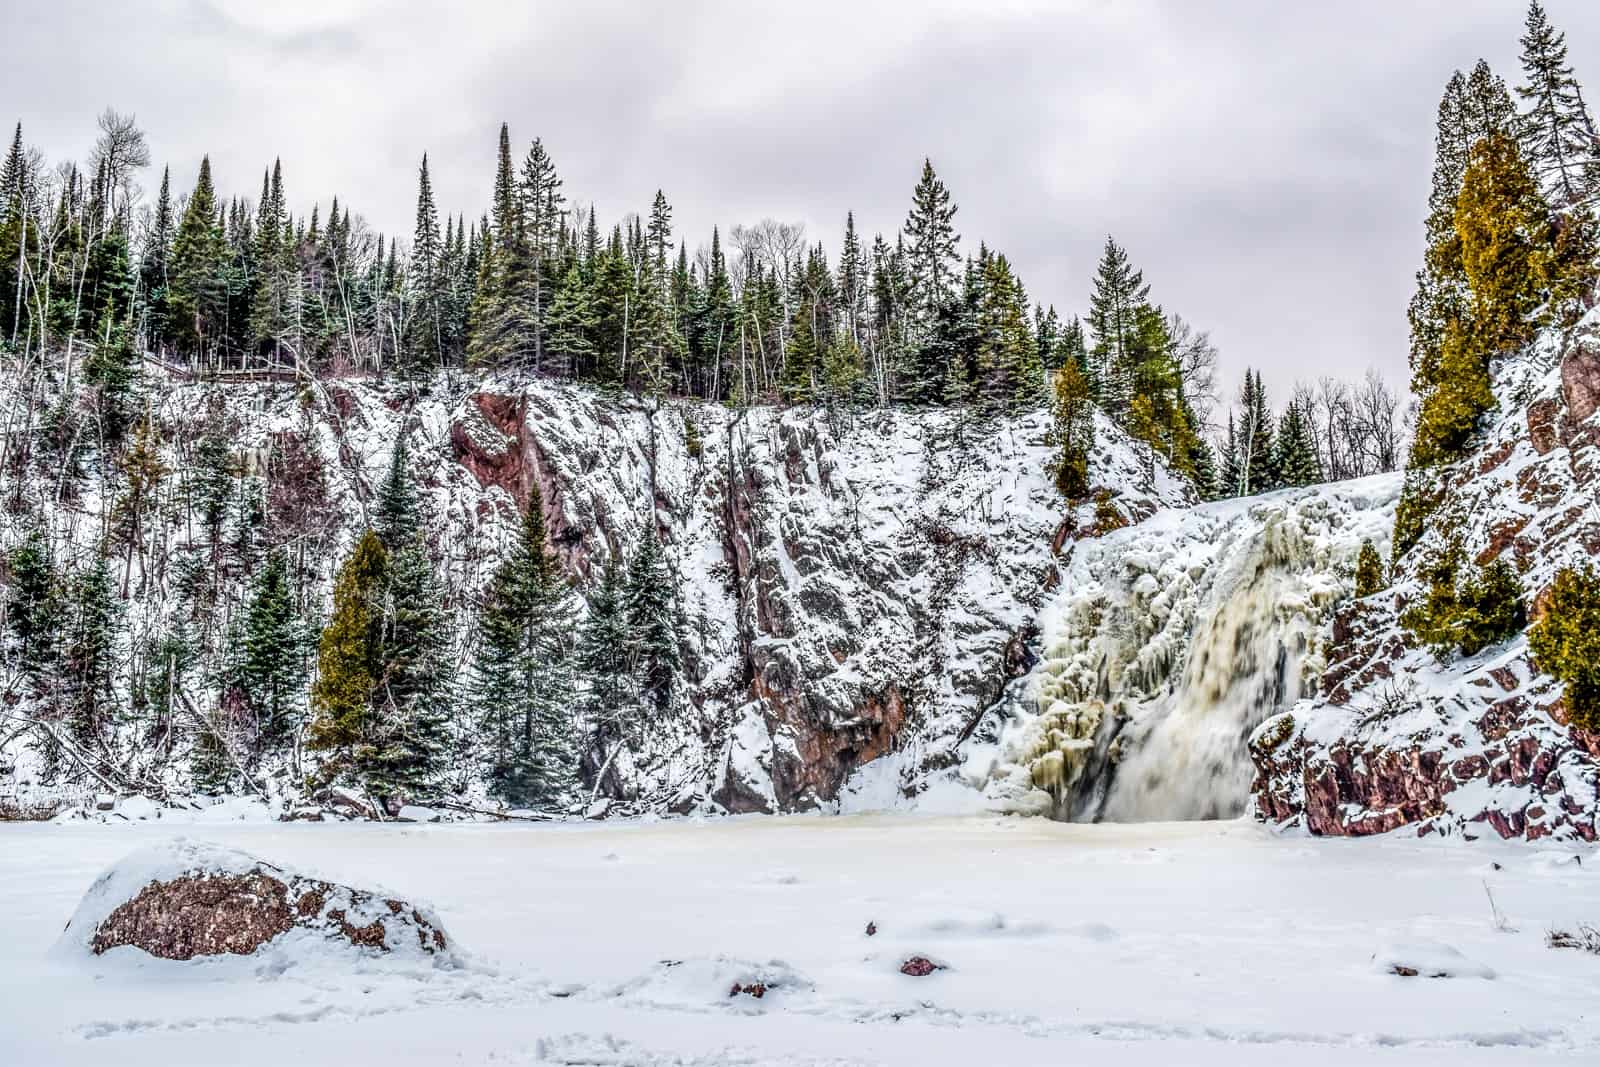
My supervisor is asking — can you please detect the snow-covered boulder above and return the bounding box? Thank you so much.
[57,840,457,964]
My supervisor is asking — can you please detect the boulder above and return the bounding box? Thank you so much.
[56,840,456,963]
[1562,341,1600,426]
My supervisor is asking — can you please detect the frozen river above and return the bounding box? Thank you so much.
[2,814,1597,1064]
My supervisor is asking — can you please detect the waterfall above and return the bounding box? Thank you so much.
[968,476,1401,822]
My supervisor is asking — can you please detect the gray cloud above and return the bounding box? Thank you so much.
[4,0,1598,407]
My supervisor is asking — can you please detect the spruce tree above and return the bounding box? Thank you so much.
[6,530,63,685]
[234,550,305,748]
[1086,237,1148,418]
[1048,360,1094,499]
[168,157,227,355]
[405,155,445,375]
[1272,400,1322,488]
[1517,2,1599,206]
[369,537,455,799]
[62,556,122,757]
[375,433,421,548]
[623,529,680,714]
[903,159,959,338]
[472,484,576,807]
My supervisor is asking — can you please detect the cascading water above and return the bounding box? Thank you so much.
[967,476,1400,822]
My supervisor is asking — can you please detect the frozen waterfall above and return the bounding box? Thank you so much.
[969,475,1402,822]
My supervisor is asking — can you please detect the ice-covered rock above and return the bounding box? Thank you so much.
[56,840,457,964]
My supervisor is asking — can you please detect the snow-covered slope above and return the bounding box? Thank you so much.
[0,365,1192,816]
[946,475,1400,822]
[1253,320,1600,843]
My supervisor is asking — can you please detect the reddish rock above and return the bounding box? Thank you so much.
[1562,341,1600,425]
[900,956,940,977]
[1528,397,1562,455]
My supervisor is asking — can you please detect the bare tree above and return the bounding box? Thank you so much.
[89,109,150,225]
[1167,314,1218,430]
[1352,369,1403,474]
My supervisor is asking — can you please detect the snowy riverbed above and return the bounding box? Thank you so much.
[2,815,1598,1064]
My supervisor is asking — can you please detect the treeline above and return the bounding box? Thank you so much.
[1397,1,1600,556]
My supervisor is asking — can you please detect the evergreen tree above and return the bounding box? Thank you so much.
[1238,370,1275,495]
[375,433,421,548]
[5,530,63,685]
[233,549,305,747]
[1354,540,1384,598]
[1528,564,1600,731]
[623,530,680,713]
[1047,360,1094,499]
[1272,399,1322,488]
[903,159,959,335]
[404,155,445,374]
[308,531,389,770]
[1218,413,1242,498]
[62,556,122,758]
[369,536,455,799]
[974,253,1043,414]
[472,485,576,807]
[1516,2,1599,206]
[168,157,228,355]
[1086,237,1149,417]
[140,165,175,354]
[576,555,632,722]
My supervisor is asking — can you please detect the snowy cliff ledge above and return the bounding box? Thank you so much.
[959,476,1401,821]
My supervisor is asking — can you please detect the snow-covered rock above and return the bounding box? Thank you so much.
[56,839,457,964]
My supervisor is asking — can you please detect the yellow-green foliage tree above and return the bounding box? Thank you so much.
[1354,539,1384,598]
[308,530,389,762]
[1411,133,1549,468]
[1048,360,1094,499]
[1528,565,1600,732]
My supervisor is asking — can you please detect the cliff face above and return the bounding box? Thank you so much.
[1251,320,1600,843]
[0,365,1191,815]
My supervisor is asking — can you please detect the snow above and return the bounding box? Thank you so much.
[3,816,1598,1064]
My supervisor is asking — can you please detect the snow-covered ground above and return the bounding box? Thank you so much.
[3,816,1598,1064]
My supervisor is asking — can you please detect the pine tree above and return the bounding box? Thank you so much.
[472,484,576,807]
[234,549,305,747]
[1238,370,1275,495]
[1218,413,1242,498]
[576,555,632,723]
[623,529,680,713]
[521,138,565,371]
[1528,564,1600,731]
[1516,2,1599,206]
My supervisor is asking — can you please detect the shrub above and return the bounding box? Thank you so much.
[1354,539,1384,598]
[1528,565,1600,732]
[1402,541,1526,658]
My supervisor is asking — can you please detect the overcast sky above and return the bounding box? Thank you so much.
[6,0,1600,406]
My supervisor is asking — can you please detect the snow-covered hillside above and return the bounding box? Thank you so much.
[0,365,1192,816]
[1253,319,1600,843]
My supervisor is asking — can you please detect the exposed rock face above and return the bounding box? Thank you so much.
[440,383,1193,813]
[59,841,456,963]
